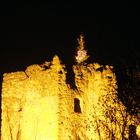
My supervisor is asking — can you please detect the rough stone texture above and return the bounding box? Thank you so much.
[1,55,140,140]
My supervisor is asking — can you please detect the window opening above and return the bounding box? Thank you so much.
[74,98,81,113]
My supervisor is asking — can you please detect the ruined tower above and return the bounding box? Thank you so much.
[1,35,139,140]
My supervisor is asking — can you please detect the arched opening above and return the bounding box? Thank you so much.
[74,98,81,113]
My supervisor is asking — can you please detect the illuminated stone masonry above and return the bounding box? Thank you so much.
[1,35,140,140]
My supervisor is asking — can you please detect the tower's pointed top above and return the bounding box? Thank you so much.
[77,33,84,50]
[75,33,89,64]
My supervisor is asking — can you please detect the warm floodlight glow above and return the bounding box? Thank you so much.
[1,35,139,139]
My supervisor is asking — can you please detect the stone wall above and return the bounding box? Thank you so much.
[1,55,139,140]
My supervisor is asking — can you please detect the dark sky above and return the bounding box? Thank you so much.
[1,0,140,74]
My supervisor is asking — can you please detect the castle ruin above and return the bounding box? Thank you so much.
[1,35,139,140]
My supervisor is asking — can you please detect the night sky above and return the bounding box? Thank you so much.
[1,0,140,75]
